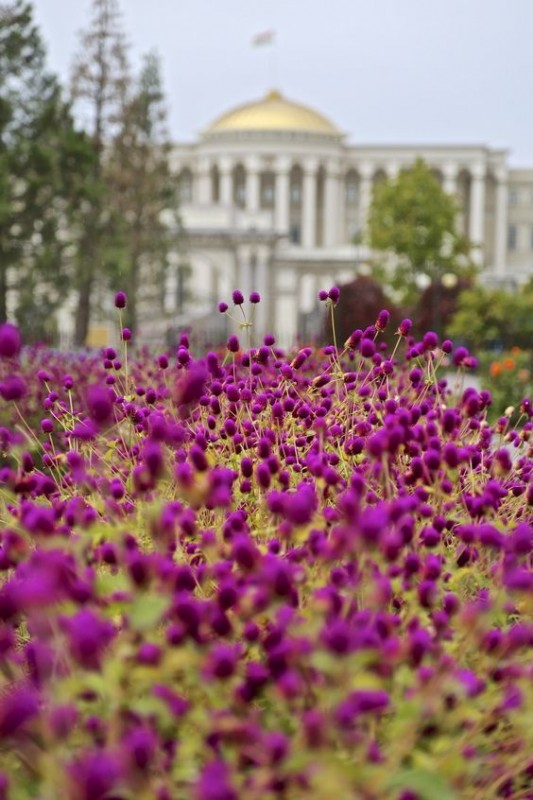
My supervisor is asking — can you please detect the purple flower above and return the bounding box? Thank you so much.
[232,289,244,305]
[176,363,207,407]
[375,309,390,331]
[68,749,122,800]
[455,669,486,698]
[196,759,237,800]
[422,331,439,350]
[153,684,189,717]
[397,318,412,336]
[123,726,157,772]
[453,346,469,366]
[205,643,241,679]
[0,323,22,358]
[328,286,341,304]
[114,291,127,309]
[226,335,240,353]
[249,291,261,303]
[86,384,114,425]
[0,375,26,401]
[63,609,115,670]
[218,301,228,313]
[0,684,39,737]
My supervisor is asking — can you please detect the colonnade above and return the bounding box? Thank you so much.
[179,154,508,273]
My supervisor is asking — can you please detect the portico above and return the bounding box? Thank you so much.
[163,87,528,348]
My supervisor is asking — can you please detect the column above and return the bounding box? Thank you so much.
[469,162,486,264]
[274,268,298,349]
[254,244,270,336]
[385,162,400,180]
[197,158,211,205]
[274,157,291,235]
[302,158,318,248]
[324,160,340,248]
[494,167,508,279]
[442,162,458,196]
[245,156,261,213]
[219,157,233,207]
[236,244,252,299]
[359,161,374,236]
[337,166,347,244]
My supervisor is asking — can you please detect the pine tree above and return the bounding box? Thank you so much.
[69,0,130,346]
[0,1,95,341]
[106,51,182,337]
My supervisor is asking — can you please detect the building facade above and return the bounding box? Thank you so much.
[153,89,532,347]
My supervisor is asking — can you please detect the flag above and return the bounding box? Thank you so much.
[252,30,275,47]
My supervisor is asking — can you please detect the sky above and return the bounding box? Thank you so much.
[33,0,533,166]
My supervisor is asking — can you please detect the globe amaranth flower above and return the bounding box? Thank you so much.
[0,375,26,401]
[328,286,341,304]
[86,384,114,426]
[62,609,115,670]
[375,309,390,331]
[0,323,22,358]
[68,749,122,800]
[0,684,39,738]
[114,291,127,309]
[227,335,240,353]
[196,759,237,800]
[397,318,412,336]
[232,289,244,305]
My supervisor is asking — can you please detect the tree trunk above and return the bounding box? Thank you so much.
[0,260,7,323]
[74,268,93,347]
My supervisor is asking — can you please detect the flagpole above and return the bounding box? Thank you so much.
[269,36,277,89]
[251,31,277,90]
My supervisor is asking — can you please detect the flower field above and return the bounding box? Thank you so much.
[0,290,532,800]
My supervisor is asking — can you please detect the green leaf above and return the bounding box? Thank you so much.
[387,768,458,800]
[129,593,169,632]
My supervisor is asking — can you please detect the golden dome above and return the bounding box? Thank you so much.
[205,89,340,136]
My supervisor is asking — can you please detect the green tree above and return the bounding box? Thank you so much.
[0,0,95,341]
[367,159,473,330]
[106,51,182,337]
[69,0,130,346]
[447,283,533,351]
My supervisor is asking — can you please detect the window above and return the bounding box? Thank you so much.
[290,183,302,205]
[509,188,519,206]
[508,224,517,251]
[235,183,246,207]
[261,181,274,208]
[346,181,358,204]
[290,224,301,244]
[179,174,193,204]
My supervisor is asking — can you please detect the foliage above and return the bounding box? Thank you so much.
[0,0,96,341]
[69,0,131,347]
[477,348,533,420]
[447,283,533,351]
[106,51,182,336]
[368,159,473,308]
[0,290,531,799]
[413,276,472,337]
[325,274,402,345]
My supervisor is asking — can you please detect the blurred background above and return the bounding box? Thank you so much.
[1,0,532,414]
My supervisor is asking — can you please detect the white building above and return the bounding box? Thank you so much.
[153,89,533,348]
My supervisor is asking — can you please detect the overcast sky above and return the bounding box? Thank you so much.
[33,0,533,166]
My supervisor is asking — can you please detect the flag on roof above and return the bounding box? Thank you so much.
[252,30,275,47]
